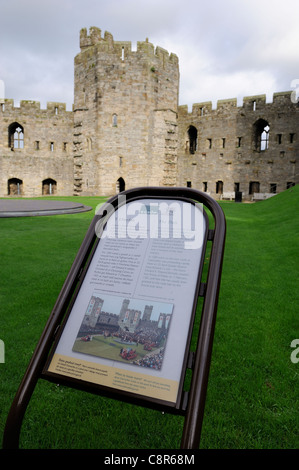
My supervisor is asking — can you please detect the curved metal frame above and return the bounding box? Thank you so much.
[3,187,226,449]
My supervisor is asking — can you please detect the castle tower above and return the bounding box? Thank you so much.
[119,299,130,321]
[142,305,153,321]
[73,27,179,196]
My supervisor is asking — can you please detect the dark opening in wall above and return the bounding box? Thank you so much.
[116,177,125,193]
[216,180,223,194]
[8,178,23,195]
[270,183,277,194]
[42,178,57,195]
[249,181,260,194]
[188,125,197,154]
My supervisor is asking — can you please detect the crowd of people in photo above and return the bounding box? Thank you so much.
[133,348,165,370]
[77,311,168,370]
[113,324,165,348]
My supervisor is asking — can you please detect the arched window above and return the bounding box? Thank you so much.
[253,119,270,151]
[8,122,24,149]
[116,177,125,193]
[8,178,23,195]
[42,178,57,195]
[188,126,197,154]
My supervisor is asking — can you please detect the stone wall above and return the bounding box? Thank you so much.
[0,100,73,197]
[0,27,298,199]
[178,92,299,198]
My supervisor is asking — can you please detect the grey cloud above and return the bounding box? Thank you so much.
[1,0,298,110]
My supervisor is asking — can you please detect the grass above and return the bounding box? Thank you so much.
[0,189,298,449]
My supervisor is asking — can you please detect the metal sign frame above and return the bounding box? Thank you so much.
[3,187,226,449]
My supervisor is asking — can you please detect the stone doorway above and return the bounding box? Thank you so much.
[8,178,23,195]
[42,178,57,195]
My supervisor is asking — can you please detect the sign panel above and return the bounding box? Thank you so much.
[45,197,207,406]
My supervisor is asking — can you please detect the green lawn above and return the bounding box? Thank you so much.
[72,335,153,364]
[0,188,298,449]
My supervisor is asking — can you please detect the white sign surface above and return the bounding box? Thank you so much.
[47,198,206,404]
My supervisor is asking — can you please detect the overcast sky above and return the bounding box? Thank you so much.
[1,0,298,111]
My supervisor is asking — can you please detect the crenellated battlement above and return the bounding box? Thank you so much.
[80,27,103,48]
[79,27,178,66]
[1,26,297,200]
[179,91,297,117]
[1,98,72,114]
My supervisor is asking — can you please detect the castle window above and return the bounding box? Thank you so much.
[42,178,57,195]
[50,142,54,151]
[54,106,58,115]
[63,142,67,151]
[203,182,208,192]
[234,182,240,192]
[116,177,125,193]
[188,126,197,154]
[119,157,123,167]
[222,138,226,148]
[277,134,282,144]
[9,123,24,149]
[86,137,92,151]
[261,125,270,150]
[186,181,192,188]
[35,141,40,150]
[207,138,212,149]
[270,183,277,194]
[237,137,242,147]
[216,180,223,195]
[287,182,295,189]
[112,114,118,127]
[249,181,260,194]
[289,133,295,143]
[8,178,22,195]
[121,46,125,61]
[253,100,256,111]
[253,119,270,151]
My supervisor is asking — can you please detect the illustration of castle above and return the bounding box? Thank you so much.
[0,26,298,200]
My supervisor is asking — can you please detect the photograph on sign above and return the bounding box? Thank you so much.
[45,198,206,405]
[72,293,173,370]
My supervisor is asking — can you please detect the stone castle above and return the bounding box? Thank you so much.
[0,27,298,200]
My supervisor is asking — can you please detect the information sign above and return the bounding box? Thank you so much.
[45,197,207,407]
[3,187,226,449]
